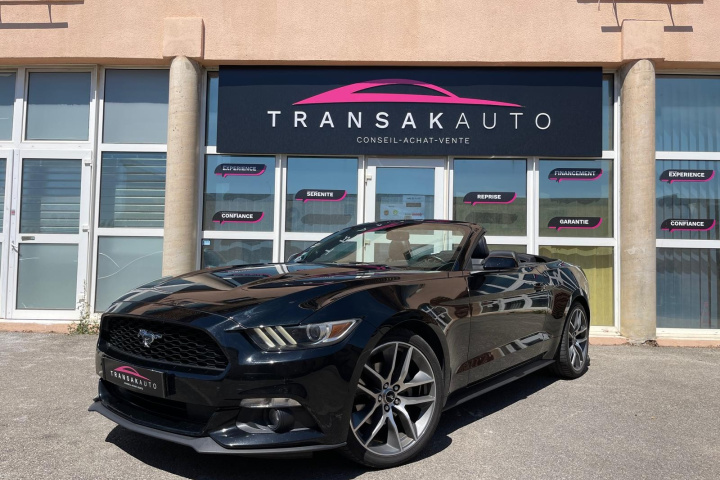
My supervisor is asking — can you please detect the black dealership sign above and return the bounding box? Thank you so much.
[217,67,602,157]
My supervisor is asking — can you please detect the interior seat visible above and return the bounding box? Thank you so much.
[386,230,411,263]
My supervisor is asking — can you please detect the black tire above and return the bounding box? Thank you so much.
[342,329,444,468]
[551,302,590,379]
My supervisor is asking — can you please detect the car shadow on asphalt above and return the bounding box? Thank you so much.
[104,369,559,478]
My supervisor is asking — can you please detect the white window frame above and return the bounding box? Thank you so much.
[0,66,98,321]
[90,66,169,313]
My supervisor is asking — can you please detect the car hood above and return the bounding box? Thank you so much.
[106,263,447,328]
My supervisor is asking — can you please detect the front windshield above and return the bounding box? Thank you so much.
[293,222,470,271]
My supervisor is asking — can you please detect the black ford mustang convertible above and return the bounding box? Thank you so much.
[90,220,590,468]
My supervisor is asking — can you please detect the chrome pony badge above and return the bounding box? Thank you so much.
[138,329,162,348]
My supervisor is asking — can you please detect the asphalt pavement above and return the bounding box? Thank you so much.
[0,332,718,480]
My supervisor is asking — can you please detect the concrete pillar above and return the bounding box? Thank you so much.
[162,56,202,276]
[619,59,657,342]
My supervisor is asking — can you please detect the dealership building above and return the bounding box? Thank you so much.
[0,1,718,343]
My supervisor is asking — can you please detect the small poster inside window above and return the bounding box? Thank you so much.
[380,195,426,220]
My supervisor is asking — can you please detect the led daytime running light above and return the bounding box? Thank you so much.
[250,319,359,350]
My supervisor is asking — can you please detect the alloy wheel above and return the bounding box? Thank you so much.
[567,307,589,371]
[350,341,437,456]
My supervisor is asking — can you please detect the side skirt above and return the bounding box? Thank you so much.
[442,358,555,411]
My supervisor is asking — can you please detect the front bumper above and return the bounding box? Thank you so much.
[88,400,344,455]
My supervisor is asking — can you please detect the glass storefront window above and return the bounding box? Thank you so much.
[17,244,78,309]
[453,159,526,236]
[285,157,358,233]
[602,74,613,151]
[26,72,90,141]
[657,76,720,152]
[103,69,169,144]
[95,237,163,311]
[657,248,720,328]
[539,159,613,238]
[204,155,275,232]
[99,153,166,228]
[539,246,614,327]
[657,248,719,329]
[285,240,316,261]
[0,72,14,140]
[202,239,273,268]
[206,72,218,147]
[375,167,435,221]
[656,159,719,240]
[20,159,81,234]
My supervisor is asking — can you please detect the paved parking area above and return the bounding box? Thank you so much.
[0,332,718,480]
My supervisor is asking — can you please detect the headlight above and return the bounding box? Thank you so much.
[247,319,360,351]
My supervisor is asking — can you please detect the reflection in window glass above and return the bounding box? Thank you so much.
[285,240,316,261]
[20,159,81,234]
[26,72,90,141]
[602,75,614,151]
[376,168,434,221]
[656,76,720,152]
[539,159,613,238]
[657,248,719,328]
[539,246,613,326]
[204,156,275,232]
[100,153,166,228]
[95,237,163,311]
[487,244,526,254]
[453,159,526,236]
[656,160,719,240]
[17,244,78,309]
[103,69,169,144]
[0,72,15,140]
[206,72,218,147]
[202,239,273,268]
[286,157,358,233]
[0,159,5,232]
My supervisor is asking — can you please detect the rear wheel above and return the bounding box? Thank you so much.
[343,330,444,468]
[551,302,590,379]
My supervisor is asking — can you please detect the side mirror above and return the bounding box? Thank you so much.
[287,253,300,262]
[482,251,519,270]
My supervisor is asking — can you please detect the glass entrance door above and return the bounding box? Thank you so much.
[365,158,445,222]
[6,151,91,319]
[0,150,10,317]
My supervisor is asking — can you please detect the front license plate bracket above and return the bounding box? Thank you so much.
[103,357,167,398]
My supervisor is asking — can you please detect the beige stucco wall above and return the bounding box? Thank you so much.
[0,1,718,67]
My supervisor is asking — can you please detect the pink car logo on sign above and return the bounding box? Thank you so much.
[293,78,523,107]
[113,366,151,381]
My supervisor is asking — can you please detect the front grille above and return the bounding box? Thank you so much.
[102,316,229,371]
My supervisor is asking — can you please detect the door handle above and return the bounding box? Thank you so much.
[11,242,18,252]
[533,283,546,292]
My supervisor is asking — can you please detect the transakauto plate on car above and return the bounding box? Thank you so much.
[103,357,167,399]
